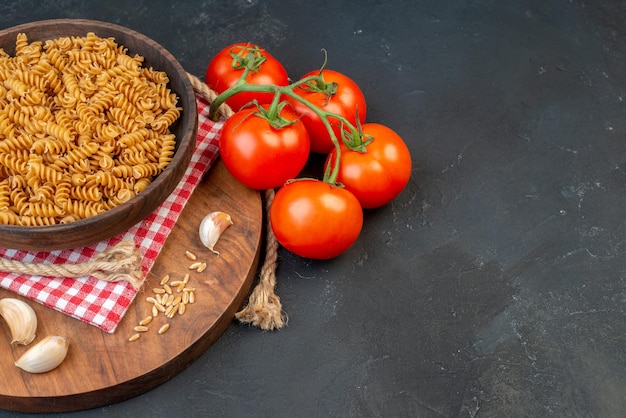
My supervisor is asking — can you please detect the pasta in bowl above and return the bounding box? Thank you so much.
[0,19,197,250]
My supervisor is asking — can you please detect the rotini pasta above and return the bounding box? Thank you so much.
[0,151,27,174]
[158,134,176,169]
[10,188,29,216]
[0,32,182,225]
[0,210,19,225]
[53,179,70,206]
[19,215,57,226]
[25,201,64,218]
[64,198,104,218]
[94,170,129,191]
[0,133,33,153]
[133,177,151,194]
[0,178,9,210]
[131,162,160,179]
[111,164,134,178]
[31,181,55,202]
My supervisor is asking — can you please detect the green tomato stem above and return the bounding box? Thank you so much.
[278,88,342,184]
[266,90,282,120]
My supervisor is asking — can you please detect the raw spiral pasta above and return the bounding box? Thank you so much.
[0,32,182,226]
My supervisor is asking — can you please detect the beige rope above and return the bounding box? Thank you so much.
[188,72,285,330]
[0,241,143,290]
[187,72,234,119]
[234,188,286,329]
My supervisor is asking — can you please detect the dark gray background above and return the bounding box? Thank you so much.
[0,1,625,416]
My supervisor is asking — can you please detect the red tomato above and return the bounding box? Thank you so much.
[219,105,310,190]
[287,69,366,154]
[270,180,363,259]
[325,123,412,209]
[205,43,289,111]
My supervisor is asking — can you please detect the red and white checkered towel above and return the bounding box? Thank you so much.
[0,95,223,333]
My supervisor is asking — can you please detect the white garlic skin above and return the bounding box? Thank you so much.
[0,298,37,345]
[199,211,233,254]
[14,335,69,373]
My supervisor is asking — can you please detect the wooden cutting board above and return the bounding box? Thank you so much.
[0,159,263,413]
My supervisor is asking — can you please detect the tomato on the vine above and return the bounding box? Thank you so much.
[325,123,412,209]
[287,69,366,154]
[205,43,289,111]
[270,180,363,259]
[219,104,310,190]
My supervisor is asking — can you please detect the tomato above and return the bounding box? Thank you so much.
[287,69,366,154]
[205,43,289,111]
[219,104,310,190]
[270,180,363,259]
[325,123,412,209]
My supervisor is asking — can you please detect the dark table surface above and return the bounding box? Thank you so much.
[1,0,625,417]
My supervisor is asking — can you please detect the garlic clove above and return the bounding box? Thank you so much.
[14,335,69,373]
[0,298,37,345]
[199,211,233,255]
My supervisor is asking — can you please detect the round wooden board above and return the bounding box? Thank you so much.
[0,160,263,413]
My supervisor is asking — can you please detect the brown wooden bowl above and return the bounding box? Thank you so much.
[0,19,198,251]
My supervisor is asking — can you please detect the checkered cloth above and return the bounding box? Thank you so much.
[0,95,223,333]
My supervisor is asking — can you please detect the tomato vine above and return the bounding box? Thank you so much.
[208,72,364,185]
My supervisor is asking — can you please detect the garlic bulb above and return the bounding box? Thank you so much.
[15,335,69,373]
[0,298,37,345]
[199,211,233,254]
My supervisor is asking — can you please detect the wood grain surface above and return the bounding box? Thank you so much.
[0,160,263,413]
